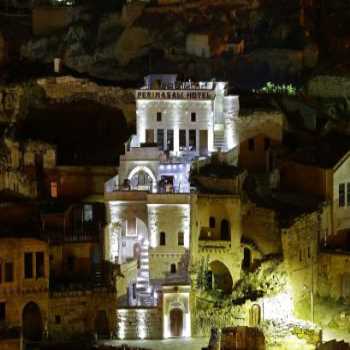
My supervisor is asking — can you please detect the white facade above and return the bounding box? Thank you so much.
[105,75,240,339]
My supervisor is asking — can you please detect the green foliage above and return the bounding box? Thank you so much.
[232,258,287,304]
[253,81,298,96]
[195,256,210,291]
[193,298,246,336]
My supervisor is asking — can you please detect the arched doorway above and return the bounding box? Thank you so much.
[249,304,261,327]
[95,310,109,339]
[170,308,183,337]
[220,219,230,241]
[128,166,156,192]
[22,302,43,341]
[209,260,233,294]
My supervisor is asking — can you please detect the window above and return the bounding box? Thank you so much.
[50,181,58,198]
[339,183,345,207]
[157,129,164,150]
[132,283,137,299]
[179,129,186,151]
[209,216,216,228]
[55,315,61,324]
[0,303,5,321]
[220,219,230,241]
[178,232,184,246]
[83,204,93,222]
[191,112,196,122]
[156,112,162,122]
[307,247,311,259]
[24,253,33,279]
[170,263,176,274]
[264,137,270,151]
[159,232,166,246]
[36,252,45,279]
[4,263,13,282]
[189,130,196,151]
[347,183,350,207]
[167,129,174,151]
[248,138,255,151]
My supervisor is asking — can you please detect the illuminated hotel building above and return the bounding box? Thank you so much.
[105,74,239,339]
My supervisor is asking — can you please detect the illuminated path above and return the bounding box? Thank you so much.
[100,337,209,350]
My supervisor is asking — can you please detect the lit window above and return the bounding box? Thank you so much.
[178,232,184,246]
[179,130,186,151]
[83,205,93,222]
[339,183,345,207]
[191,112,196,122]
[189,130,196,151]
[248,138,255,151]
[50,181,58,198]
[157,129,164,150]
[157,112,162,122]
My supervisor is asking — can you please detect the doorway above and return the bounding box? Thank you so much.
[22,302,43,341]
[170,308,183,337]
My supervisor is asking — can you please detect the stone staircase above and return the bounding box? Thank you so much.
[214,130,225,151]
[135,240,153,306]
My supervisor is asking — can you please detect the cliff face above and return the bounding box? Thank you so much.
[16,0,312,88]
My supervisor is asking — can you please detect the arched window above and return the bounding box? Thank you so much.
[209,216,216,228]
[170,263,176,274]
[159,232,166,246]
[220,219,230,241]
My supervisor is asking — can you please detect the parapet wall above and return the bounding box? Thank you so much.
[117,307,162,339]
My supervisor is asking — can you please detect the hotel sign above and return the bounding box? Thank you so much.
[136,89,215,100]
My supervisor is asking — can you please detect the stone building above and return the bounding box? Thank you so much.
[0,203,49,349]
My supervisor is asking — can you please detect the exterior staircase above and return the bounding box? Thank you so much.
[135,239,154,306]
[214,130,225,151]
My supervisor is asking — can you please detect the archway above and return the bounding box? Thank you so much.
[209,260,233,294]
[249,304,261,327]
[22,302,43,341]
[170,308,183,337]
[220,219,230,241]
[95,310,109,339]
[128,166,157,192]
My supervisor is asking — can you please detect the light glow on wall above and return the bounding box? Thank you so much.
[263,290,294,322]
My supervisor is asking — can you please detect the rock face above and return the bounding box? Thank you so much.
[307,75,350,99]
[19,0,315,87]
[36,76,136,126]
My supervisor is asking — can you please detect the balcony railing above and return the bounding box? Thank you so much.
[48,229,100,244]
[198,240,231,251]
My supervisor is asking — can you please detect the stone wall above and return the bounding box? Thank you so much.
[116,307,162,339]
[242,204,281,256]
[0,339,21,350]
[318,252,350,302]
[49,290,117,340]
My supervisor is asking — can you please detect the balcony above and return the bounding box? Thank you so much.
[198,240,231,253]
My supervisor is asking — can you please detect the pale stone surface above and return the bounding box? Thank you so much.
[101,337,209,350]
